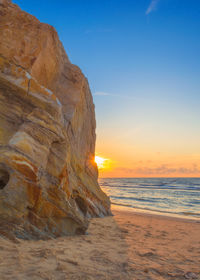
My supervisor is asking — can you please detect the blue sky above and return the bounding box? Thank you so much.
[13,0,200,176]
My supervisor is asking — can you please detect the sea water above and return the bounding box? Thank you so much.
[99,178,200,218]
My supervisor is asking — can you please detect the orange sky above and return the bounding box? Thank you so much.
[95,130,200,178]
[94,86,200,178]
[96,151,200,178]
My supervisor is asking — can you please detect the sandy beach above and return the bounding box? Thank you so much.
[0,206,199,280]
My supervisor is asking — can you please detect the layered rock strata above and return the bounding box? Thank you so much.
[0,0,110,239]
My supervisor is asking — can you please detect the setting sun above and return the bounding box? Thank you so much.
[95,156,107,169]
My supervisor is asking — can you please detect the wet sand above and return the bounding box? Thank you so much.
[0,205,199,280]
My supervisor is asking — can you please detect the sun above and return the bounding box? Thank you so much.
[95,156,107,169]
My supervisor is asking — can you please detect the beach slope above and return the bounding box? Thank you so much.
[0,206,199,279]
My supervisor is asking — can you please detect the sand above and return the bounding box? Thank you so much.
[0,206,199,280]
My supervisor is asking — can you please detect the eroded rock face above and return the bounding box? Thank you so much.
[0,0,111,239]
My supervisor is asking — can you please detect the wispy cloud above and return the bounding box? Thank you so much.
[94,91,170,106]
[146,0,160,15]
[94,91,138,100]
[115,164,200,176]
[94,92,112,96]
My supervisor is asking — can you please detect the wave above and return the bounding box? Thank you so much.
[112,202,200,218]
[100,178,200,219]
[101,184,200,191]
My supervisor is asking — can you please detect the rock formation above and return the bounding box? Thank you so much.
[0,0,111,239]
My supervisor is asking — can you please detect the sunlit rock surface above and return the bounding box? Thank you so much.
[0,0,111,239]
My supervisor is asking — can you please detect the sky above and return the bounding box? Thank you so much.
[13,0,200,177]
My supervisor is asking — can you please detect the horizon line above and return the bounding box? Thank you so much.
[98,176,200,179]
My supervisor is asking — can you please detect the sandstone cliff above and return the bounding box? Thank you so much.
[0,0,111,239]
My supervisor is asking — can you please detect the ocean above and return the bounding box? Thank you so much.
[99,178,200,219]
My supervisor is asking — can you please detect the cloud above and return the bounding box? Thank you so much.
[94,92,111,96]
[94,91,169,106]
[94,91,140,100]
[146,0,160,15]
[114,164,200,176]
[94,91,132,99]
